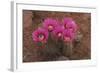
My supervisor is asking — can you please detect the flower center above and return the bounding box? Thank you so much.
[38,34,44,41]
[48,25,53,31]
[57,32,62,37]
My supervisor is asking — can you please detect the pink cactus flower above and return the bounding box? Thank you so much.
[52,26,64,39]
[32,28,48,43]
[43,18,59,32]
[63,29,75,42]
[63,18,77,32]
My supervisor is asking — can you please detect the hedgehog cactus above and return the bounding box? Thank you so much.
[32,17,79,60]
